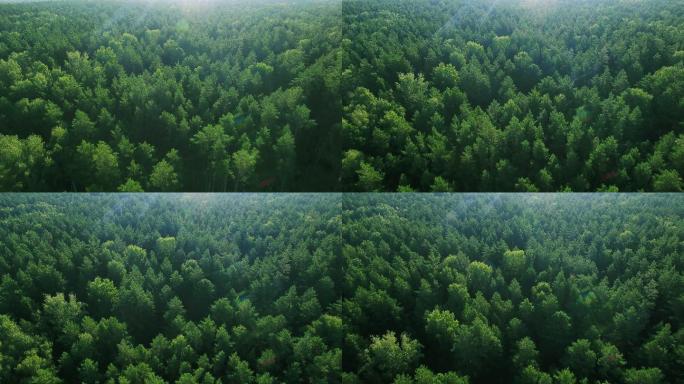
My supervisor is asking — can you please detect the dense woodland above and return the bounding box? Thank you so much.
[1,0,683,191]
[0,0,341,191]
[0,194,343,383]
[340,194,684,383]
[1,194,683,383]
[341,0,684,191]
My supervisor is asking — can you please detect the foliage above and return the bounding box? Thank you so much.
[338,194,684,382]
[0,194,682,382]
[341,0,684,191]
[1,0,683,191]
[0,0,341,191]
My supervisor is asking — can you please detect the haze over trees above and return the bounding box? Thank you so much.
[341,0,684,192]
[0,0,341,191]
[0,194,682,382]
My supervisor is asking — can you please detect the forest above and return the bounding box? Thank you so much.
[341,0,684,191]
[0,0,341,191]
[1,193,683,383]
[1,0,683,192]
[0,194,343,383]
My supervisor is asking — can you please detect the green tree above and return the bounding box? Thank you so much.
[232,147,259,191]
[653,170,682,191]
[149,159,180,191]
[624,367,664,384]
[75,141,120,191]
[356,161,384,192]
[360,332,422,382]
[86,277,119,319]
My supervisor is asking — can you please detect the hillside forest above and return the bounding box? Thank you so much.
[1,0,683,191]
[0,194,683,383]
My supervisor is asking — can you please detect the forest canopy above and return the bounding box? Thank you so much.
[0,193,683,383]
[0,0,683,191]
[341,0,684,191]
[0,0,341,191]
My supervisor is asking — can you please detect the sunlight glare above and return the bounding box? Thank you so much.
[519,0,560,9]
